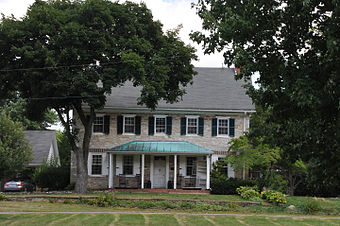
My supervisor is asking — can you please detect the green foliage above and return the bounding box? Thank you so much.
[261,190,287,205]
[210,175,257,195]
[191,0,340,196]
[236,186,261,200]
[0,113,32,182]
[302,199,322,214]
[48,198,56,203]
[0,193,5,201]
[63,199,73,204]
[56,131,71,168]
[33,162,69,190]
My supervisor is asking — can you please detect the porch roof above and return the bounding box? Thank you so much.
[107,141,213,154]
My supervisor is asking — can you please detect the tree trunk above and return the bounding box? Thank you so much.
[74,149,88,193]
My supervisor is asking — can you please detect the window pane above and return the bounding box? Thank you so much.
[155,117,166,133]
[187,118,198,134]
[93,117,104,133]
[123,155,134,175]
[186,157,197,176]
[124,117,135,133]
[91,155,102,175]
[218,119,228,135]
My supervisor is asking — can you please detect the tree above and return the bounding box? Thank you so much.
[191,0,340,195]
[0,0,197,193]
[0,113,32,191]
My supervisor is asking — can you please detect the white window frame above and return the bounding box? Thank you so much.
[217,117,230,137]
[89,153,104,177]
[123,114,136,135]
[93,114,104,134]
[186,115,199,136]
[154,115,167,135]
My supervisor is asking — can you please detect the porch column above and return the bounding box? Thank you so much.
[206,155,210,190]
[141,154,145,189]
[174,154,177,189]
[108,153,113,188]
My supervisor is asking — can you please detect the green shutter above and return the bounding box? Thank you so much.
[148,116,154,135]
[198,117,204,136]
[229,118,235,137]
[180,117,186,135]
[135,116,141,135]
[117,115,123,135]
[212,118,217,136]
[166,116,172,135]
[103,115,110,134]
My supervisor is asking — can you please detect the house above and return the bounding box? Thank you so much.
[71,67,255,190]
[23,130,60,167]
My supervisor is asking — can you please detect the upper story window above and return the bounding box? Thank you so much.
[212,117,235,137]
[123,155,134,175]
[91,155,102,175]
[180,116,204,136]
[148,116,172,136]
[117,115,141,135]
[124,116,135,134]
[93,115,110,134]
[93,116,104,133]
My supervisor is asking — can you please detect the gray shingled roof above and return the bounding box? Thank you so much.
[104,67,254,112]
[23,130,58,167]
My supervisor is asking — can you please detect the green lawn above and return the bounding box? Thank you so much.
[0,213,339,226]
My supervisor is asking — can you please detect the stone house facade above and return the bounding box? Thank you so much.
[71,68,255,190]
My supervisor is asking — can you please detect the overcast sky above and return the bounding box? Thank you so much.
[0,0,226,67]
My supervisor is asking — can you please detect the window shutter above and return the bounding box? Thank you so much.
[198,117,204,136]
[180,117,186,135]
[103,115,110,134]
[135,116,141,135]
[148,116,154,135]
[212,118,217,136]
[166,116,172,135]
[117,115,123,135]
[229,118,235,137]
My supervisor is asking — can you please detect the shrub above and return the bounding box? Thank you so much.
[33,163,69,191]
[95,193,116,207]
[302,199,321,214]
[261,190,286,205]
[63,199,73,204]
[0,194,5,201]
[211,177,257,195]
[48,198,56,203]
[236,186,261,200]
[76,197,89,204]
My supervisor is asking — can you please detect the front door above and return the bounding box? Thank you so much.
[153,156,166,188]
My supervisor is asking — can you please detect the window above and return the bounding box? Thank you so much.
[123,155,133,175]
[91,155,102,175]
[187,117,198,135]
[218,118,228,136]
[186,157,197,176]
[93,116,104,133]
[155,116,166,134]
[124,116,135,134]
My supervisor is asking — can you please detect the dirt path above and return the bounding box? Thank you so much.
[0,211,339,220]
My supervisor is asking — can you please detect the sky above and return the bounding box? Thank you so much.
[0,0,226,67]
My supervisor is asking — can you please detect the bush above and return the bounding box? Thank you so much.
[302,199,321,214]
[211,177,257,195]
[48,198,56,203]
[0,193,5,201]
[63,199,73,204]
[261,190,286,205]
[236,186,260,200]
[33,163,70,191]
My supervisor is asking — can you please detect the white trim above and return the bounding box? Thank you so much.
[206,155,210,190]
[93,115,105,134]
[122,115,136,135]
[174,155,177,189]
[186,116,199,136]
[88,153,104,176]
[141,154,145,189]
[154,115,167,135]
[108,153,113,188]
[216,117,230,137]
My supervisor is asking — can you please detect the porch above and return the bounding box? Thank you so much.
[106,141,213,190]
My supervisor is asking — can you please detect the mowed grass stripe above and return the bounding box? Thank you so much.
[181,215,215,226]
[213,215,241,226]
[117,214,145,226]
[148,214,179,226]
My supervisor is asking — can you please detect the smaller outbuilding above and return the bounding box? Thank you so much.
[23,130,60,167]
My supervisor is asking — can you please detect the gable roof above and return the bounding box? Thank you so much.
[108,141,213,154]
[23,130,59,167]
[104,67,254,113]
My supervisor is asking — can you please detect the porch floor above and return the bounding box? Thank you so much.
[107,188,210,194]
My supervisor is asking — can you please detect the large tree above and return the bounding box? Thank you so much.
[191,0,340,195]
[0,113,32,191]
[0,0,196,193]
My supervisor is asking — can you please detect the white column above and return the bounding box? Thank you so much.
[206,155,210,190]
[141,154,145,189]
[108,153,113,188]
[174,155,177,189]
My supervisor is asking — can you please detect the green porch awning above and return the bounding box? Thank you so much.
[107,141,213,154]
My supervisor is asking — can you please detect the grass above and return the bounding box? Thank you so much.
[0,213,339,226]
